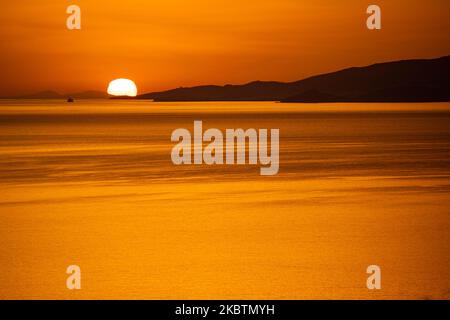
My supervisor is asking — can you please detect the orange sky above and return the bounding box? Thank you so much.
[0,0,449,96]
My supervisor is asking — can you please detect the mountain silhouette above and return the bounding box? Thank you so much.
[15,90,63,99]
[137,55,450,102]
[8,90,109,99]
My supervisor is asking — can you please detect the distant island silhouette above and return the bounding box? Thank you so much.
[136,55,449,103]
[6,55,449,102]
[8,90,109,100]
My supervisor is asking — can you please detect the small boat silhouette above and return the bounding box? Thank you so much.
[67,97,74,103]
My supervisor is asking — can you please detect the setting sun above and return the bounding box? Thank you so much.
[107,79,138,97]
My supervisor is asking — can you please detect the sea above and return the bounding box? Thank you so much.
[0,100,449,299]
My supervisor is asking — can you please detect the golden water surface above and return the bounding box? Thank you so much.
[0,100,449,299]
